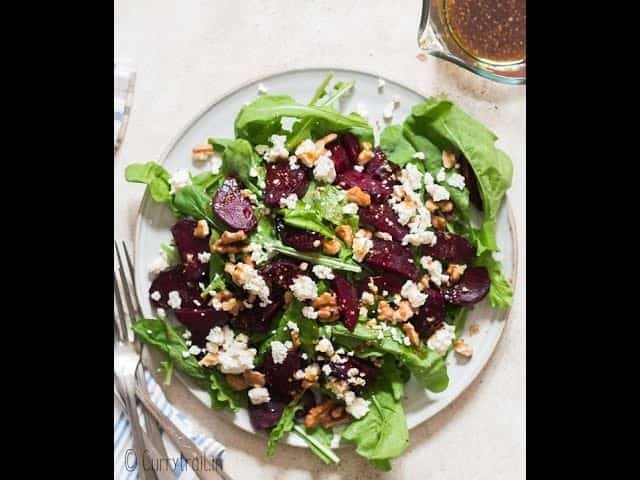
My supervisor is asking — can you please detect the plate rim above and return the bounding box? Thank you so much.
[133,67,519,445]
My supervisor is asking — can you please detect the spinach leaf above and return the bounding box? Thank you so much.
[266,402,302,457]
[379,356,411,401]
[125,162,172,203]
[207,137,235,153]
[191,171,223,194]
[474,251,514,308]
[379,125,417,166]
[218,138,265,195]
[292,425,340,464]
[172,184,215,224]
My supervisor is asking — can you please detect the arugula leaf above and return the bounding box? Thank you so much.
[191,171,223,194]
[172,184,215,223]
[207,231,226,281]
[301,183,355,227]
[256,299,305,364]
[125,162,172,203]
[379,356,411,401]
[408,98,513,253]
[474,251,514,308]
[283,208,336,238]
[266,402,302,457]
[309,72,333,105]
[331,324,449,392]
[235,94,373,149]
[218,138,265,195]
[448,306,470,338]
[208,137,235,153]
[379,125,417,166]
[318,80,354,108]
[158,360,174,386]
[292,425,340,464]
[160,243,181,266]
[201,273,227,299]
[209,369,246,411]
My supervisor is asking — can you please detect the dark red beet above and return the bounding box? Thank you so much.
[264,162,310,208]
[249,398,287,430]
[212,177,257,232]
[364,147,396,183]
[149,267,202,309]
[364,239,419,280]
[359,203,408,242]
[327,142,351,174]
[327,357,378,389]
[459,155,482,211]
[332,273,359,330]
[259,258,302,291]
[171,219,210,281]
[261,350,303,400]
[280,225,323,251]
[174,308,230,347]
[356,274,405,296]
[422,231,477,264]
[339,133,361,163]
[442,267,490,306]
[336,170,392,203]
[412,288,445,339]
[232,298,284,334]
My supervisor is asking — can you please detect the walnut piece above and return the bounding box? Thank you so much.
[192,144,214,162]
[357,142,374,165]
[212,230,250,254]
[425,199,439,213]
[322,238,341,255]
[335,225,353,248]
[431,215,447,230]
[446,263,467,284]
[313,292,340,322]
[438,201,454,213]
[304,399,350,428]
[199,352,219,367]
[377,300,414,324]
[220,230,247,245]
[454,338,473,358]
[346,186,371,207]
[193,219,210,238]
[243,370,266,387]
[402,322,421,347]
[442,150,457,169]
[225,374,250,391]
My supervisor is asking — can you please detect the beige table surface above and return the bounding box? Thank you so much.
[115,1,525,478]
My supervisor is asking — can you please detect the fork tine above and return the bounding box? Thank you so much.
[115,242,137,342]
[121,241,143,317]
[113,271,130,342]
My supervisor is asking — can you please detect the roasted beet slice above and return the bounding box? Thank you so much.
[171,219,210,281]
[149,267,202,309]
[249,398,287,430]
[232,298,284,334]
[174,308,230,347]
[412,288,445,339]
[364,239,419,280]
[459,155,482,211]
[339,132,361,163]
[356,274,405,297]
[279,225,323,251]
[359,203,408,242]
[364,147,396,183]
[261,350,303,400]
[332,273,359,330]
[264,162,310,208]
[327,357,378,389]
[212,177,257,232]
[336,170,392,203]
[442,266,490,306]
[422,231,477,264]
[328,143,351,174]
[259,258,302,291]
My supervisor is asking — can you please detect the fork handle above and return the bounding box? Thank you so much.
[135,385,233,480]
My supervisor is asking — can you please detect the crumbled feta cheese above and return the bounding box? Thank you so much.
[294,369,305,380]
[312,264,335,280]
[354,165,364,172]
[426,184,450,202]
[322,364,332,376]
[279,193,298,209]
[148,254,169,277]
[206,326,225,345]
[436,168,446,183]
[288,155,300,170]
[167,291,182,309]
[403,336,411,346]
[150,290,161,301]
[169,169,191,194]
[401,280,428,308]
[257,83,268,95]
[313,154,336,184]
[313,240,321,247]
[210,155,222,174]
[182,330,192,339]
[424,172,435,186]
[401,164,423,191]
[393,199,417,226]
[299,262,308,271]
[271,340,289,364]
[361,291,375,306]
[412,152,425,160]
[420,256,449,287]
[248,387,271,405]
[197,252,211,264]
[249,242,271,266]
[345,396,370,419]
[427,323,456,355]
[188,345,201,356]
[290,275,318,301]
[264,134,289,162]
[347,368,360,377]
[316,337,334,356]
[402,230,437,246]
[447,172,466,190]
[302,306,318,319]
[287,321,300,333]
[301,353,309,360]
[356,102,369,119]
[359,306,369,317]
[304,363,320,382]
[375,231,393,241]
[295,139,319,167]
[352,234,373,262]
[229,263,271,305]
[342,202,359,215]
[156,308,166,319]
[377,78,386,90]
[383,101,395,120]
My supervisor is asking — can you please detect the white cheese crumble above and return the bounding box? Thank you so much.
[345,394,370,419]
[279,193,298,209]
[150,290,161,301]
[287,321,300,333]
[447,172,466,190]
[270,341,289,364]
[230,263,271,305]
[361,291,375,306]
[427,323,456,355]
[354,165,364,172]
[264,134,289,162]
[436,168,446,182]
[312,264,335,280]
[182,330,192,339]
[402,230,437,247]
[420,256,449,287]
[249,242,270,265]
[393,199,417,226]
[424,172,434,186]
[210,155,222,174]
[302,306,318,319]
[255,144,269,155]
[288,155,300,170]
[412,152,425,160]
[294,369,305,380]
[322,364,332,377]
[426,184,450,202]
[148,254,169,277]
[316,337,334,356]
[248,387,270,405]
[197,252,211,264]
[295,139,319,167]
[206,325,257,374]
[352,233,373,262]
[188,345,201,356]
[383,101,395,120]
[290,275,318,301]
[342,202,359,215]
[156,308,166,319]
[375,231,393,241]
[401,164,423,191]
[167,291,182,309]
[400,280,428,308]
[169,169,191,194]
[313,154,336,184]
[257,83,268,95]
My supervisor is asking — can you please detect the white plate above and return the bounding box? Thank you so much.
[134,68,518,448]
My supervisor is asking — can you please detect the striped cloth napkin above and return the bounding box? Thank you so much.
[114,60,137,152]
[114,371,225,479]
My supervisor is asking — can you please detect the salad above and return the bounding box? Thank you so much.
[125,73,514,470]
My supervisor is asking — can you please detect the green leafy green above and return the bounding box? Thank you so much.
[160,243,181,266]
[302,183,357,228]
[379,125,417,166]
[201,273,227,299]
[207,231,226,281]
[191,171,222,194]
[125,162,172,203]
[283,208,336,238]
[474,251,514,308]
[266,402,302,457]
[209,369,246,411]
[309,72,333,105]
[292,425,340,464]
[172,184,216,224]
[208,137,235,153]
[379,356,411,401]
[408,98,513,253]
[158,360,174,386]
[218,138,265,195]
[331,324,449,392]
[449,306,469,338]
[256,300,298,364]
